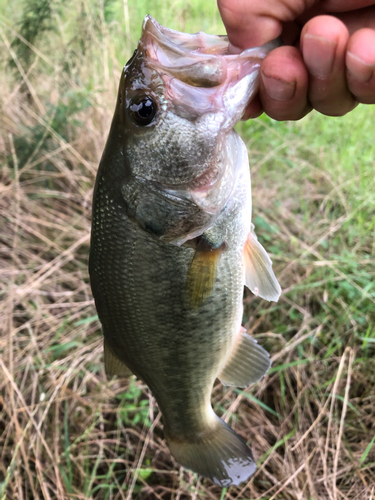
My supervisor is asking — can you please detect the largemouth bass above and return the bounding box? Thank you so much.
[89,16,281,487]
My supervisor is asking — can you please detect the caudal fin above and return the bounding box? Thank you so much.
[166,417,256,487]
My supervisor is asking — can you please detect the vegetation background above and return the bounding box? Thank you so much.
[1,0,375,499]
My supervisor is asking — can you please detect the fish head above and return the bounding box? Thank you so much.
[99,16,279,244]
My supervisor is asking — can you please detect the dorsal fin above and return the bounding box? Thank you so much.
[104,339,133,379]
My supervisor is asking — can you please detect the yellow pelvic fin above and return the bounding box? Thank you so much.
[104,339,133,379]
[244,224,281,302]
[186,237,224,309]
[218,327,271,387]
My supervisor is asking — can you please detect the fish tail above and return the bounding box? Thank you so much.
[165,416,256,487]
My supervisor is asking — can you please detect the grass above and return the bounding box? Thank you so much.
[1,0,375,499]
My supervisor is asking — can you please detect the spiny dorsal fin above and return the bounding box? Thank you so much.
[244,224,281,302]
[104,339,133,379]
[218,327,271,387]
[186,236,225,309]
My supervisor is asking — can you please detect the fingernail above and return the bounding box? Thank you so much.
[262,72,296,101]
[241,109,263,120]
[241,99,263,120]
[347,51,374,83]
[303,34,336,79]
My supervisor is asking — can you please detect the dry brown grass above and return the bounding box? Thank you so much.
[1,2,375,499]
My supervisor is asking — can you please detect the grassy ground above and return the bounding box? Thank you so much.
[1,1,375,499]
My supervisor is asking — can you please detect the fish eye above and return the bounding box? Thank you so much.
[129,96,157,126]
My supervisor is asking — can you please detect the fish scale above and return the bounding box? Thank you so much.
[91,191,238,427]
[89,16,281,487]
[129,112,215,184]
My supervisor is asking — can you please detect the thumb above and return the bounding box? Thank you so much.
[217,0,316,48]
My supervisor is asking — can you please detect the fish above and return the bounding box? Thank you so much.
[89,15,281,487]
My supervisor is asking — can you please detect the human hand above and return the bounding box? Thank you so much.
[217,0,375,120]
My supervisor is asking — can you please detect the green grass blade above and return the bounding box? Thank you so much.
[234,390,281,419]
[360,434,375,465]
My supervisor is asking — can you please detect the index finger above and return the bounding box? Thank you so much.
[218,0,375,48]
[217,0,292,48]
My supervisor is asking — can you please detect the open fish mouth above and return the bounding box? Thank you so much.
[140,15,279,85]
[117,17,281,244]
[136,15,280,123]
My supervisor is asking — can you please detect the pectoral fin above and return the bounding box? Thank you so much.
[244,224,281,302]
[104,339,133,379]
[186,236,224,309]
[218,328,271,387]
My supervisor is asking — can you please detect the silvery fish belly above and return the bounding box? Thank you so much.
[89,15,281,487]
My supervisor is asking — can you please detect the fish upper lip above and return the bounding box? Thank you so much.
[142,15,229,56]
[141,14,281,61]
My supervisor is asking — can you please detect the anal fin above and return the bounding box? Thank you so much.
[218,328,271,387]
[104,339,133,379]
